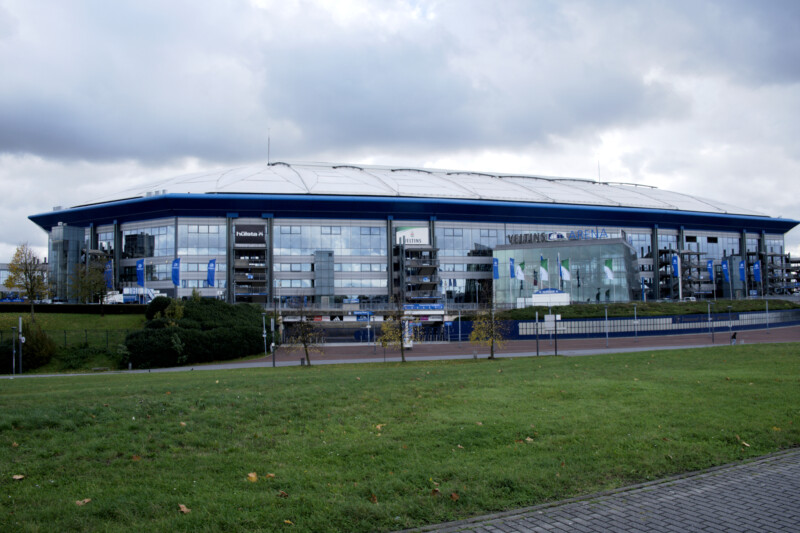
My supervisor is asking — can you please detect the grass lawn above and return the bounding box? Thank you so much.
[1,344,798,532]
[0,313,145,332]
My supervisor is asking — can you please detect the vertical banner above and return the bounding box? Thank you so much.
[707,259,714,282]
[104,260,113,289]
[641,277,645,301]
[136,259,144,287]
[753,260,762,283]
[509,258,515,278]
[492,258,499,280]
[539,256,549,282]
[722,260,730,282]
[207,259,216,287]
[560,258,571,280]
[604,259,614,279]
[671,255,679,277]
[171,258,181,286]
[738,260,746,282]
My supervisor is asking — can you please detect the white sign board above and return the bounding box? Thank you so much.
[395,226,429,245]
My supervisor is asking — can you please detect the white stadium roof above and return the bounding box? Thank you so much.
[87,162,764,217]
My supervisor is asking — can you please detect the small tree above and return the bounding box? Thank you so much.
[69,259,109,312]
[469,308,508,359]
[286,316,323,366]
[4,243,49,319]
[378,316,406,363]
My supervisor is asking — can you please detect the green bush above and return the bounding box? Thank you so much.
[20,320,57,371]
[57,343,115,370]
[145,296,172,320]
[123,327,187,369]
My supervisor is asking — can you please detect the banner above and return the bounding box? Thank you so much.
[707,259,714,282]
[207,259,216,287]
[754,260,762,283]
[492,258,499,280]
[172,258,181,286]
[604,259,614,280]
[641,277,645,301]
[234,224,266,245]
[104,260,113,289]
[509,258,515,278]
[136,259,144,287]
[671,255,679,277]
[560,257,571,281]
[738,260,746,282]
[539,256,549,282]
[516,261,526,282]
[722,260,730,282]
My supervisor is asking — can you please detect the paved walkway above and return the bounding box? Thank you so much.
[409,448,800,532]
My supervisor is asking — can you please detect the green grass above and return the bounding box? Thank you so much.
[0,313,145,332]
[1,344,798,532]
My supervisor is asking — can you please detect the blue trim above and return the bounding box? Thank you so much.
[29,193,799,234]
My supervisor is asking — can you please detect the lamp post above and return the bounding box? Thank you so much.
[604,305,609,348]
[11,326,16,376]
[727,305,733,336]
[708,301,714,344]
[633,304,638,342]
[261,312,268,360]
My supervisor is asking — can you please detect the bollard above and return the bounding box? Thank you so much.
[301,357,306,366]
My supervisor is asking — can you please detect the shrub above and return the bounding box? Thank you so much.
[20,320,58,371]
[145,296,172,320]
[57,343,115,370]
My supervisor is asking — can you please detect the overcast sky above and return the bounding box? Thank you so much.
[2,0,799,260]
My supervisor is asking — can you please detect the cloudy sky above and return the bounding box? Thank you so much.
[2,0,799,260]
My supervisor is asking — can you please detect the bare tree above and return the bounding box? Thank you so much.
[285,314,323,366]
[469,307,508,359]
[4,243,49,320]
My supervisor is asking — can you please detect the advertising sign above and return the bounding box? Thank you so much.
[395,226,429,245]
[234,224,266,244]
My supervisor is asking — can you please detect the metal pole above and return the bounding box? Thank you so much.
[708,302,714,343]
[766,300,769,331]
[18,316,23,374]
[728,305,733,336]
[605,306,609,348]
[262,313,268,359]
[458,308,462,346]
[634,305,638,341]
[11,327,17,376]
[271,317,275,368]
[553,314,558,357]
[535,310,539,357]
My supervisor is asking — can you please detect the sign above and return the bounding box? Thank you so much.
[395,226,429,245]
[753,260,762,283]
[738,260,746,282]
[671,255,679,277]
[356,315,370,322]
[505,228,610,245]
[444,321,453,327]
[104,260,113,289]
[722,260,730,282]
[343,298,359,304]
[403,304,444,310]
[354,311,373,316]
[535,288,565,294]
[492,258,499,279]
[509,258,515,278]
[234,224,266,244]
[707,259,714,282]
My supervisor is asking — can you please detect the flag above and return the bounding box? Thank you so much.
[707,259,714,282]
[510,258,515,278]
[207,259,216,287]
[171,258,181,286]
[738,260,746,282]
[754,260,762,283]
[604,259,614,280]
[539,256,549,282]
[560,258,571,281]
[104,260,113,289]
[722,260,730,282]
[492,258,499,279]
[671,255,679,277]
[515,262,526,282]
[136,259,144,287]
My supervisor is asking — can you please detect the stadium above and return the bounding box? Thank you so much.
[28,162,799,316]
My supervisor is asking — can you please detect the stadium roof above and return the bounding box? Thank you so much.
[30,162,798,235]
[83,161,762,216]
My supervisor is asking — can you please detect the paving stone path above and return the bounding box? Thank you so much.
[411,448,800,533]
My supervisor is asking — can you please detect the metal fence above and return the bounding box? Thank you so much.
[0,329,135,351]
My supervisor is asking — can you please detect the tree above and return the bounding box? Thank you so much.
[469,308,508,359]
[286,316,323,366]
[69,258,109,310]
[4,243,49,319]
[377,298,409,362]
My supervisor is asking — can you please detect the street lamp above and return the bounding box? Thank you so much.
[708,301,714,343]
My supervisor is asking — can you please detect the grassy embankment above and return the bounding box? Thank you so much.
[2,344,798,531]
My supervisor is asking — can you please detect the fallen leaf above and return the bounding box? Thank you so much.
[247,472,258,483]
[773,427,781,431]
[450,492,460,501]
[742,441,750,447]
[178,504,190,514]
[375,424,385,430]
[180,422,187,427]
[12,475,24,481]
[369,494,378,504]
[284,520,293,525]
[166,391,172,395]
[11,442,19,448]
[457,444,464,449]
[356,377,361,381]
[278,490,289,498]
[103,403,109,407]
[265,473,276,479]
[215,380,219,384]
[76,498,91,506]
[497,369,503,373]
[431,488,440,496]
[131,455,142,461]
[525,437,534,443]
[476,422,483,426]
